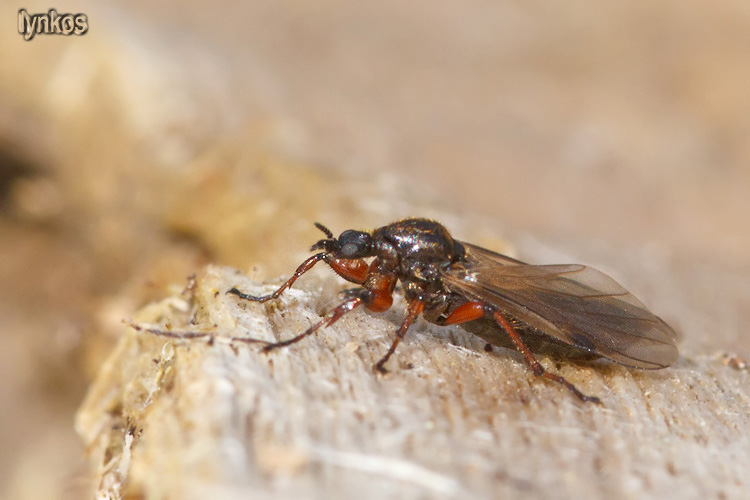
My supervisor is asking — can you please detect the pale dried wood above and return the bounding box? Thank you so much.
[76,264,750,499]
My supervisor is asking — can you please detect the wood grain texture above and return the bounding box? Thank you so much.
[77,265,750,499]
[4,4,750,500]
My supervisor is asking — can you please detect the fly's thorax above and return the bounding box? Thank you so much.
[400,270,447,302]
[367,219,468,302]
[372,218,463,267]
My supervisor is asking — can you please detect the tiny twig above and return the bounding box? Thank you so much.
[123,320,272,346]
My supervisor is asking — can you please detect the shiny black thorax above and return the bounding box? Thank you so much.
[368,218,465,303]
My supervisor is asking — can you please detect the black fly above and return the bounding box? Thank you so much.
[226,218,678,404]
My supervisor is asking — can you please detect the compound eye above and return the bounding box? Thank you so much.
[337,230,371,258]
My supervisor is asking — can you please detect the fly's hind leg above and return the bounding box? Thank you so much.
[491,310,602,404]
[439,301,601,404]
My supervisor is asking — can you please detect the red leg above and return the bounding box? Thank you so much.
[262,296,363,352]
[441,301,485,325]
[492,311,601,404]
[327,257,370,284]
[361,271,397,312]
[229,253,372,301]
[227,253,328,302]
[374,299,425,374]
[263,269,395,353]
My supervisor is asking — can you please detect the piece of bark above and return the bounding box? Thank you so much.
[76,265,750,499]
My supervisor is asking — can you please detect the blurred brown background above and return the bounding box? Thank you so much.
[1,1,748,498]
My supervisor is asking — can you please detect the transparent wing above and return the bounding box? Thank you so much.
[443,242,678,369]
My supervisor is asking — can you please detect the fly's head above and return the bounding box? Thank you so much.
[311,223,374,259]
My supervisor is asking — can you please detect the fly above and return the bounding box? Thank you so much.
[224,218,679,404]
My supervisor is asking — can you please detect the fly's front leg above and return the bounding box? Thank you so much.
[261,296,364,352]
[263,269,395,354]
[228,253,328,302]
[326,256,371,284]
[228,254,370,302]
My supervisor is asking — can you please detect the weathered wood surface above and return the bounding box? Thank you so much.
[77,265,750,500]
[4,4,750,500]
